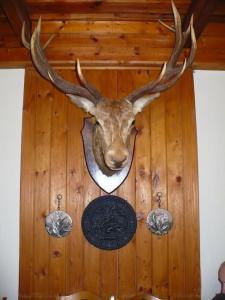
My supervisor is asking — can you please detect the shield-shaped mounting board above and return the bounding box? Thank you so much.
[81,118,137,194]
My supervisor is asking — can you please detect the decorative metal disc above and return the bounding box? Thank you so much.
[146,208,173,235]
[45,210,73,238]
[81,195,137,250]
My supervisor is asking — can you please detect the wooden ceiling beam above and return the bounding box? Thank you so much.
[182,0,221,39]
[26,2,188,21]
[1,45,225,70]
[0,0,31,45]
[26,2,188,14]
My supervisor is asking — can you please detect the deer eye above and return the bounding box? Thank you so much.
[96,120,100,126]
[131,120,135,126]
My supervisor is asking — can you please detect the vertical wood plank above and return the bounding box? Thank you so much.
[82,70,101,296]
[66,70,85,294]
[134,70,152,295]
[150,93,168,299]
[19,69,36,300]
[117,161,136,299]
[48,70,68,299]
[83,167,101,296]
[181,71,200,299]
[33,74,53,300]
[166,83,185,299]
[89,69,119,299]
[117,70,136,299]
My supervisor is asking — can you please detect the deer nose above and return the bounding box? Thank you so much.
[113,156,127,163]
[105,150,129,170]
[112,156,127,169]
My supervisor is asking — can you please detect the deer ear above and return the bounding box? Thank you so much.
[132,93,160,115]
[67,94,96,115]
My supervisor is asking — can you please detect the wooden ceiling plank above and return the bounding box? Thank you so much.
[1,45,225,70]
[203,22,225,36]
[0,20,15,34]
[29,12,176,22]
[26,2,189,14]
[182,0,221,39]
[1,0,31,44]
[32,20,174,35]
[25,0,191,3]
[38,33,174,50]
[0,34,21,48]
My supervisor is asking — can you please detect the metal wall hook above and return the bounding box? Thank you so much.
[156,192,163,208]
[56,194,62,210]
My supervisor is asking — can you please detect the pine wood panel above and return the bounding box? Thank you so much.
[20,68,200,300]
[26,2,188,14]
[180,72,200,299]
[19,69,36,300]
[150,93,168,299]
[1,44,225,70]
[166,84,185,298]
[117,71,137,299]
[97,71,119,298]
[1,0,225,70]
[22,0,224,23]
[83,165,101,295]
[32,20,172,34]
[33,73,52,299]
[48,71,68,298]
[64,70,86,294]
[1,17,225,69]
[134,71,152,295]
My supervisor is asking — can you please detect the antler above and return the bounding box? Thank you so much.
[22,18,102,104]
[126,0,197,103]
[76,59,103,101]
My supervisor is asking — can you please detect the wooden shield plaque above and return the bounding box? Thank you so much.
[81,118,137,194]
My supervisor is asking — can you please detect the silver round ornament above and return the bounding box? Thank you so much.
[45,194,73,238]
[45,210,72,238]
[147,208,173,235]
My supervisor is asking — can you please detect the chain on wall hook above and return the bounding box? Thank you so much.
[56,194,62,210]
[156,192,163,208]
[147,191,173,235]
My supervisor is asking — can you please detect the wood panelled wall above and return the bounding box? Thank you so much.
[20,68,200,300]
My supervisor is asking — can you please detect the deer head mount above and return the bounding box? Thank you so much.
[22,1,196,182]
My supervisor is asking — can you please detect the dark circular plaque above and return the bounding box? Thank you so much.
[81,195,137,250]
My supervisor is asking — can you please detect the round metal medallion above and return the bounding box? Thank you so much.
[45,210,73,238]
[81,195,137,250]
[146,208,173,235]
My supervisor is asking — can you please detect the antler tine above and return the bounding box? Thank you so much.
[22,20,57,51]
[166,0,183,69]
[155,58,187,93]
[76,59,104,101]
[30,18,50,80]
[30,17,99,104]
[125,0,196,103]
[22,22,31,49]
[185,16,197,68]
[43,32,57,49]
[126,62,167,103]
[161,15,196,81]
[158,20,175,33]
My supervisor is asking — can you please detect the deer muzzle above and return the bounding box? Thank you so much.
[104,143,129,171]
